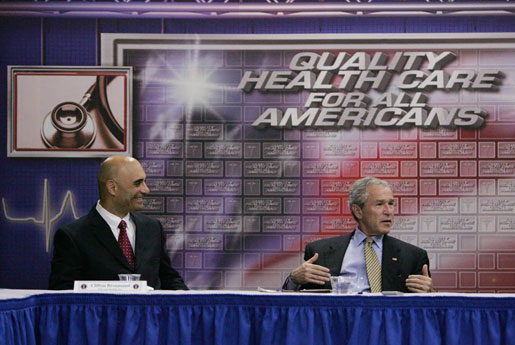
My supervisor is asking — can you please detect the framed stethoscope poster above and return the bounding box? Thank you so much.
[7,66,132,158]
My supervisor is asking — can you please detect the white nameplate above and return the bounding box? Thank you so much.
[73,280,148,293]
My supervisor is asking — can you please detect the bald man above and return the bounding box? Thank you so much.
[49,156,187,290]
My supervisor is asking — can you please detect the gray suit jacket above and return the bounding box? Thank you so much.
[49,207,187,290]
[283,231,430,292]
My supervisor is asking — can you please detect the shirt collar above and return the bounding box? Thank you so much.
[96,201,131,230]
[354,227,384,249]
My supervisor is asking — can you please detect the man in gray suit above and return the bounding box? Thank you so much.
[283,176,433,293]
[49,156,187,290]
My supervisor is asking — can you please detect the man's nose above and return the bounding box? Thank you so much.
[384,204,393,214]
[141,182,150,194]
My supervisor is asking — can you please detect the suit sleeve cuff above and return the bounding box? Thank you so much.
[283,274,301,291]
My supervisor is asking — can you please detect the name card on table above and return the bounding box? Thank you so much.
[73,280,148,293]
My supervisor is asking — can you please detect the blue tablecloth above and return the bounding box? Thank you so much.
[0,291,514,345]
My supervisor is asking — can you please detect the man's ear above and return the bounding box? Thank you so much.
[105,180,117,197]
[351,204,362,220]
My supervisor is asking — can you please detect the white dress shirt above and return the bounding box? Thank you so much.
[96,201,136,250]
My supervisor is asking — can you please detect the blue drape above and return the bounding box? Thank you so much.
[1,293,514,345]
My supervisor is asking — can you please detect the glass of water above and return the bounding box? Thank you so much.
[330,276,351,294]
[118,274,141,281]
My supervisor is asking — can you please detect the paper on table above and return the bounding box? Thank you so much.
[257,287,281,293]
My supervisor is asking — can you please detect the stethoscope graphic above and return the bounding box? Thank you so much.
[41,76,124,149]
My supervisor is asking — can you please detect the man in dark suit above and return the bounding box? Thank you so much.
[49,156,187,290]
[283,176,433,293]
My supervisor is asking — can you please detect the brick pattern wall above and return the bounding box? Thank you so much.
[129,47,515,291]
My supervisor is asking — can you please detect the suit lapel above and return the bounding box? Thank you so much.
[325,233,353,276]
[88,208,132,269]
[132,213,151,271]
[382,235,402,291]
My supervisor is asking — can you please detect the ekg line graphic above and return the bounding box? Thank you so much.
[2,179,80,253]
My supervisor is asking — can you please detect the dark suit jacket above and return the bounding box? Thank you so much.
[283,231,430,292]
[49,207,187,290]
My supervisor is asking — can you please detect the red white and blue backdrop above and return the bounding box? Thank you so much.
[0,1,514,292]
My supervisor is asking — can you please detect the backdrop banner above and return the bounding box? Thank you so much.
[4,33,514,291]
[98,33,515,290]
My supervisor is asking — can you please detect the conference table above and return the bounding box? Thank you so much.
[1,289,514,345]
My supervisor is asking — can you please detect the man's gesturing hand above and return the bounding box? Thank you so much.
[405,264,434,293]
[290,253,331,286]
